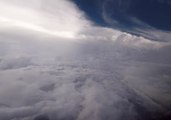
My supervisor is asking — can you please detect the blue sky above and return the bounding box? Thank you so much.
[74,0,171,41]
[74,0,171,30]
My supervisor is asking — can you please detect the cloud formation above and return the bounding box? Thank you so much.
[0,0,171,120]
[0,0,91,38]
[102,0,171,41]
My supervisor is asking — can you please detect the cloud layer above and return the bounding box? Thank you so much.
[0,0,171,120]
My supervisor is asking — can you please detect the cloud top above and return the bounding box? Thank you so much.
[0,0,91,38]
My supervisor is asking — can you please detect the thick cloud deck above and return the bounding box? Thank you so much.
[0,27,171,120]
[0,0,171,120]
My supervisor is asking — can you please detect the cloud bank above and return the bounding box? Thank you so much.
[0,0,91,38]
[0,0,171,120]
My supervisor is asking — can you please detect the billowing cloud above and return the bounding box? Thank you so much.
[0,0,171,120]
[0,0,91,38]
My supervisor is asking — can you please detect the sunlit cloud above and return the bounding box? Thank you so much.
[0,0,91,38]
[0,0,171,120]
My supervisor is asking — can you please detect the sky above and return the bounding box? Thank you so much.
[0,0,171,120]
[74,0,171,41]
[75,0,171,29]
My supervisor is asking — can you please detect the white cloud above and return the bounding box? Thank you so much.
[0,0,171,120]
[0,28,170,119]
[0,0,91,38]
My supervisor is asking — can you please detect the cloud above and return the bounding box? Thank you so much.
[0,0,92,38]
[0,57,32,70]
[0,0,171,120]
[101,0,171,42]
[0,26,170,120]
